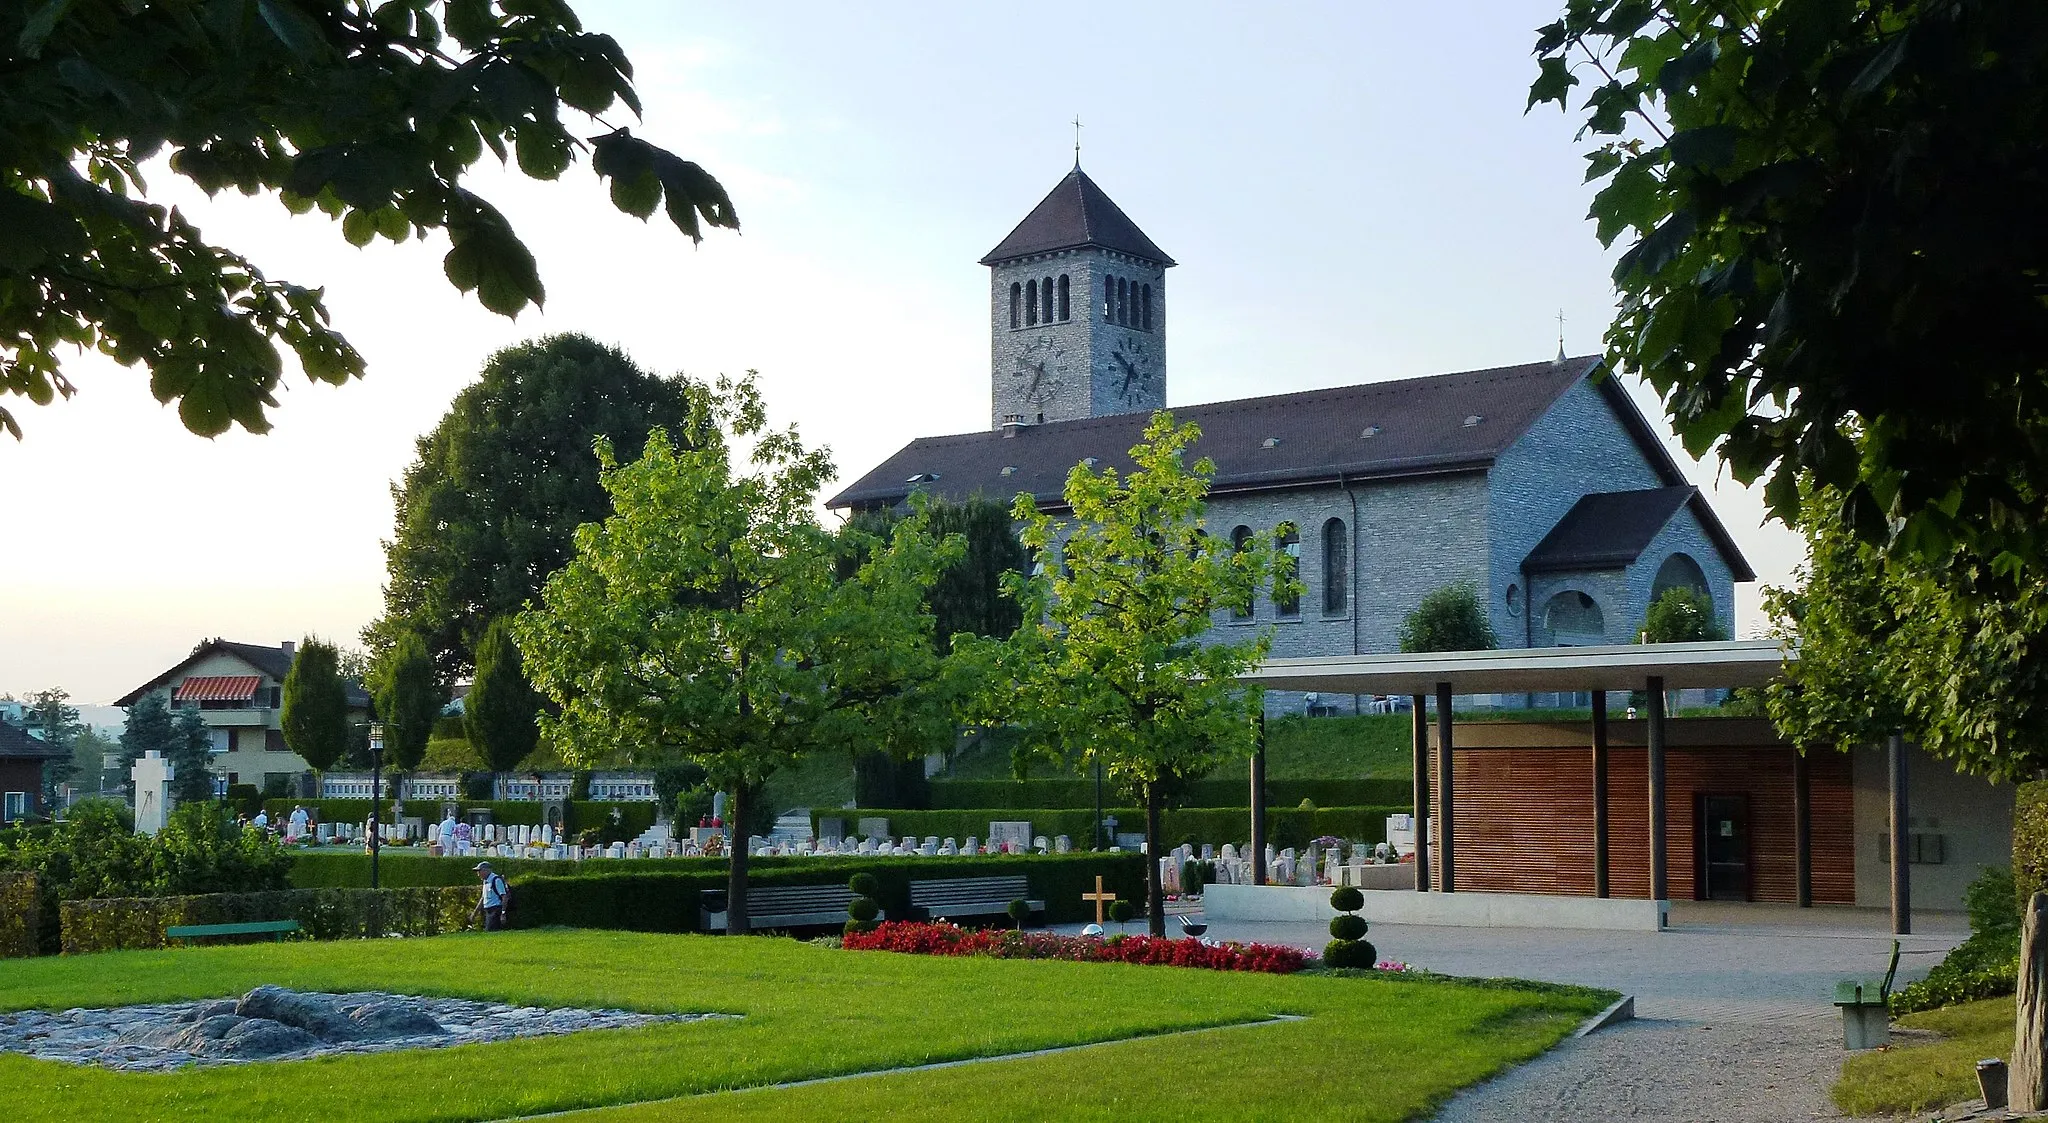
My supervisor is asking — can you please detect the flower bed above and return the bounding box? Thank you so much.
[842,921,1310,974]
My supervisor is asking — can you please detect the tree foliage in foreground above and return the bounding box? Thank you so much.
[1763,488,2048,778]
[1532,2,2048,576]
[0,0,737,439]
[1398,583,1498,653]
[961,414,1294,937]
[368,334,700,680]
[516,375,959,933]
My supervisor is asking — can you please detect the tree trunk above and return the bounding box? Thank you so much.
[726,783,750,935]
[2016,891,2048,1110]
[1145,780,1165,937]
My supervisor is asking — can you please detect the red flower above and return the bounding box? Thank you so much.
[843,922,1305,974]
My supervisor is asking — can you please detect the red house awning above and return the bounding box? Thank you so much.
[173,675,261,703]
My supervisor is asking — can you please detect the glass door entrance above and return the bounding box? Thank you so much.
[1696,793,1751,901]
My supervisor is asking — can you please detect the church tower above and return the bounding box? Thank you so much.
[982,168,1173,429]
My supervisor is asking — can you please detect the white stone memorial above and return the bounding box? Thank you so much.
[988,821,1032,852]
[131,751,175,836]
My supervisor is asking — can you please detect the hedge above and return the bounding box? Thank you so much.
[0,872,36,959]
[815,806,1410,851]
[290,851,722,889]
[926,778,1411,810]
[260,799,657,838]
[508,853,1148,934]
[59,886,475,955]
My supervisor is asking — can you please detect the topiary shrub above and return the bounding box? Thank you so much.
[1180,859,1203,897]
[1007,898,1030,930]
[1107,898,1133,934]
[1324,885,1374,968]
[848,872,881,898]
[846,872,883,935]
[848,897,880,924]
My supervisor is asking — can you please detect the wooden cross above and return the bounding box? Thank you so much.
[1082,875,1117,925]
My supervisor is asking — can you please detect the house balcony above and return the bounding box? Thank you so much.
[197,709,275,728]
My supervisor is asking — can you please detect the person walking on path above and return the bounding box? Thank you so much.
[472,862,510,931]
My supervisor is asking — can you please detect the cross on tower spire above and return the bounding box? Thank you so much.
[1072,115,1083,168]
[1555,308,1567,362]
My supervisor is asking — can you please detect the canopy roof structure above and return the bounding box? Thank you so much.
[1241,639,1794,696]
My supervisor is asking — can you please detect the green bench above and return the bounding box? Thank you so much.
[165,920,301,946]
[1832,939,1901,1050]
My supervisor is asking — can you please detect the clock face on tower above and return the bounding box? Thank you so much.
[1110,337,1159,408]
[1013,336,1069,410]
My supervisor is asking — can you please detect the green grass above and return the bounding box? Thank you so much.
[0,930,1611,1122]
[1832,996,2013,1115]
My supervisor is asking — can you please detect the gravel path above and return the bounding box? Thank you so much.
[1061,902,1967,1122]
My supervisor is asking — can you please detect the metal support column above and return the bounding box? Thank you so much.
[1250,713,1267,886]
[1890,731,1911,935]
[1435,681,1455,893]
[1412,694,1429,892]
[1793,748,1812,908]
[1646,676,1668,903]
[1592,689,1610,899]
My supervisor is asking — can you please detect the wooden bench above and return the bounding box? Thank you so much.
[1833,939,1901,1050]
[165,920,300,946]
[699,885,854,932]
[909,876,1043,922]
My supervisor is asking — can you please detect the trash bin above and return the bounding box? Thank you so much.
[1979,1058,2009,1109]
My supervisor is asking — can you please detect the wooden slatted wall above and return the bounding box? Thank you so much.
[1426,745,1853,903]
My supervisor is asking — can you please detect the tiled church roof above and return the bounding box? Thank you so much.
[1522,486,1701,572]
[980,168,1174,266]
[829,355,1756,581]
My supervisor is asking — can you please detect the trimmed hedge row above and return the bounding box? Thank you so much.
[260,799,658,838]
[926,778,1411,810]
[60,886,475,955]
[508,853,1148,933]
[0,872,36,959]
[816,806,1409,851]
[290,851,721,889]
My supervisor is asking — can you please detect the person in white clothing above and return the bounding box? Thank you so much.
[287,805,309,840]
[440,812,460,855]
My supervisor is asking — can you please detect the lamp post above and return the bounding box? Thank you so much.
[367,722,384,891]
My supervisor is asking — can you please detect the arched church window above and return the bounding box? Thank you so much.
[1009,282,1021,330]
[1322,518,1348,615]
[1651,553,1712,614]
[1058,274,1070,321]
[1141,284,1153,331]
[1116,277,1129,325]
[1230,525,1254,620]
[1026,279,1038,326]
[1275,524,1301,618]
[1541,591,1605,644]
[1104,275,1115,321]
[1042,276,1054,324]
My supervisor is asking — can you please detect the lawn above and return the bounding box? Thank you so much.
[1,930,1612,1122]
[1832,996,2012,1116]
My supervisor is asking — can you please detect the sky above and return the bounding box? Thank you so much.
[0,1,1804,705]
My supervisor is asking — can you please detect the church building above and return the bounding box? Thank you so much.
[830,168,1755,713]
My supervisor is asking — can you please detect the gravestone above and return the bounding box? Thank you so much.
[131,751,175,836]
[818,817,846,842]
[988,821,1033,852]
[857,816,891,840]
[1115,832,1145,850]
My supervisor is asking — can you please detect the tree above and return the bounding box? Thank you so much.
[368,334,701,680]
[281,637,349,775]
[963,413,1294,936]
[1531,3,2048,575]
[517,375,957,933]
[27,688,82,801]
[70,726,121,797]
[168,707,217,805]
[466,616,542,788]
[371,631,444,777]
[1640,587,1725,644]
[0,1,736,440]
[1398,583,1497,653]
[1761,487,2048,777]
[118,693,181,784]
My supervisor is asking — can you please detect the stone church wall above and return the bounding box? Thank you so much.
[1627,507,1738,640]
[1485,375,1665,649]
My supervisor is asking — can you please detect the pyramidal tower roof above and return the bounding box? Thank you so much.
[980,168,1174,267]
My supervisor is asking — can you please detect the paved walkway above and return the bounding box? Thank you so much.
[1057,902,1968,1121]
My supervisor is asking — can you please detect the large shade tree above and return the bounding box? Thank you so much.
[516,375,959,933]
[368,334,700,680]
[280,637,350,776]
[0,0,736,439]
[962,414,1295,936]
